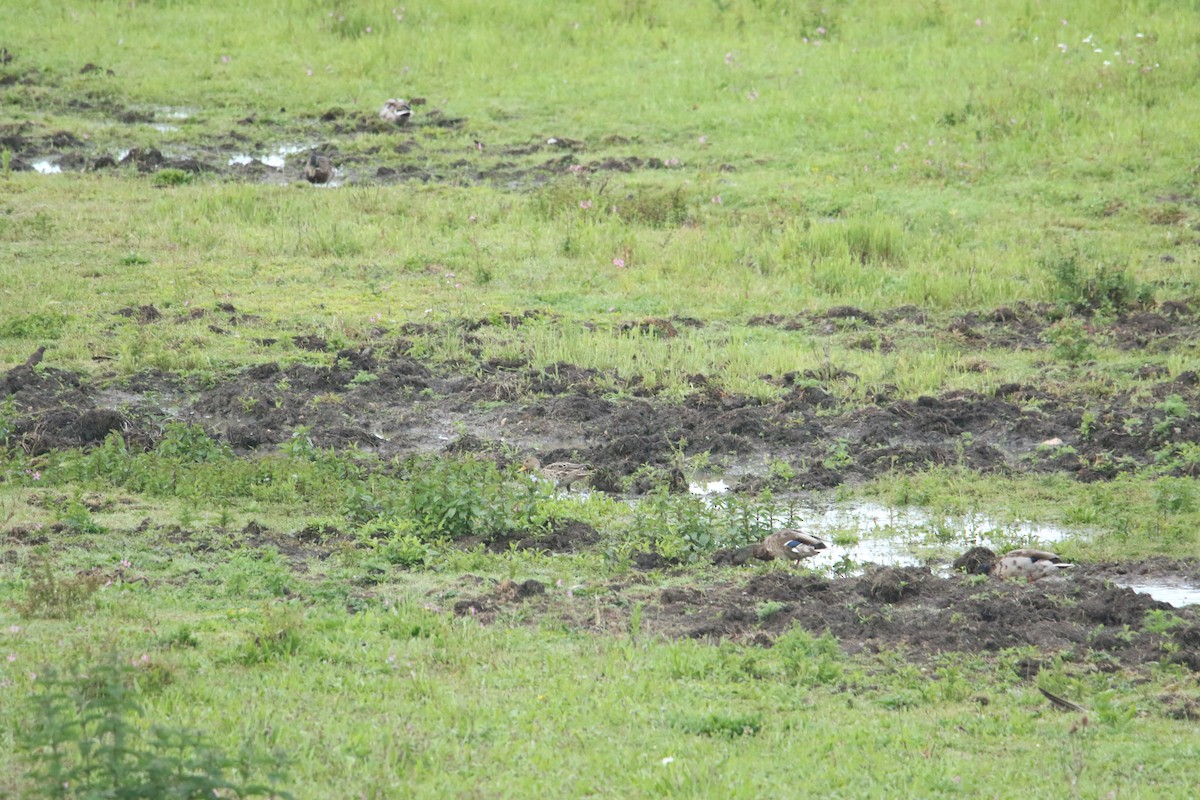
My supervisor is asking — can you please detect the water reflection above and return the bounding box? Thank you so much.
[686,482,1200,606]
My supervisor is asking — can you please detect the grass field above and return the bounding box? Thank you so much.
[2,1,1200,797]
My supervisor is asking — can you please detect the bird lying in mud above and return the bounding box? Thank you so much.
[756,530,829,566]
[521,456,592,490]
[379,98,413,126]
[710,529,829,568]
[304,152,333,184]
[954,547,1074,582]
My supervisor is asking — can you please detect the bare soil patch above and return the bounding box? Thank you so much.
[449,563,1200,672]
[4,301,1197,484]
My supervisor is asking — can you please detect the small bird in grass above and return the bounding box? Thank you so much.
[1039,686,1087,713]
[22,346,46,369]
[522,456,592,490]
[379,98,413,126]
[955,547,1074,582]
[755,529,829,567]
[304,152,333,184]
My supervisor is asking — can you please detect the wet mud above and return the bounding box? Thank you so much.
[0,54,674,189]
[3,301,1197,487]
[449,564,1200,672]
[5,307,1198,665]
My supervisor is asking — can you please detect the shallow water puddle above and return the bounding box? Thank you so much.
[688,481,1076,569]
[228,143,309,169]
[687,482,1200,605]
[797,499,1074,572]
[1115,581,1200,607]
[31,159,62,174]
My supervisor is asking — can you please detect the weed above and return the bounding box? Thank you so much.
[772,627,843,687]
[281,425,317,460]
[767,458,797,482]
[152,167,192,187]
[238,604,306,665]
[372,532,428,569]
[156,423,230,463]
[1079,410,1098,440]
[756,600,786,621]
[1042,318,1094,363]
[1152,478,1196,514]
[0,311,67,340]
[822,438,854,471]
[19,657,291,799]
[1153,394,1189,436]
[1144,609,1185,635]
[396,454,554,540]
[53,496,106,534]
[14,553,104,619]
[157,625,200,649]
[1043,249,1151,314]
[672,711,762,738]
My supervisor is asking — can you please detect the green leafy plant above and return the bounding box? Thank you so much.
[54,497,106,534]
[238,604,306,665]
[756,600,787,621]
[152,167,193,186]
[772,627,844,687]
[822,437,855,470]
[672,711,762,738]
[1154,478,1197,514]
[156,423,230,463]
[1042,318,1094,363]
[19,658,291,799]
[1043,250,1151,314]
[1153,394,1189,436]
[15,553,104,619]
[0,311,68,340]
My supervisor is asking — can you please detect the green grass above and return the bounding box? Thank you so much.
[3,562,1200,798]
[1,0,1198,385]
[3,0,1200,796]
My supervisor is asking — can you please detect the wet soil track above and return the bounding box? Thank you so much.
[4,302,1198,486]
[450,565,1200,677]
[3,303,1200,670]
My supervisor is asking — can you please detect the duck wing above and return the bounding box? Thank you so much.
[774,529,828,550]
[1003,548,1068,564]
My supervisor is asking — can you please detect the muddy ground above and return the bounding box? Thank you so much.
[3,306,1200,670]
[446,563,1200,678]
[1,54,675,189]
[3,301,1198,489]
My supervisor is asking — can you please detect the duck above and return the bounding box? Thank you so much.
[954,546,1073,582]
[754,529,829,566]
[521,456,592,490]
[304,152,333,184]
[379,98,413,126]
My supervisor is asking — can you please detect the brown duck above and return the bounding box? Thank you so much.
[753,530,829,566]
[956,547,1073,582]
[304,152,333,184]
[522,456,592,490]
[379,98,413,126]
